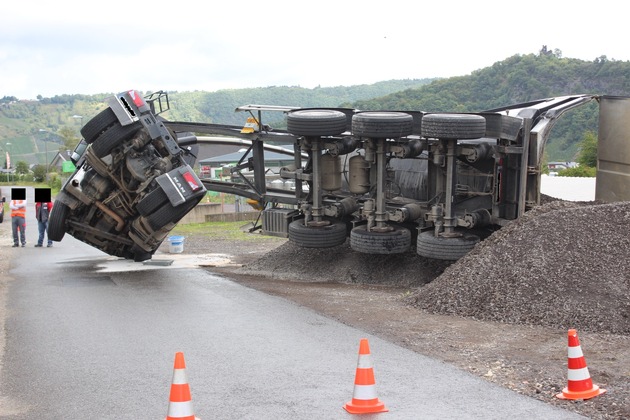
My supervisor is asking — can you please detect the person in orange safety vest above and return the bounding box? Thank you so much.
[10,199,26,247]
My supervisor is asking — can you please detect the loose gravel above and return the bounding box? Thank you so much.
[410,199,630,336]
[240,197,630,336]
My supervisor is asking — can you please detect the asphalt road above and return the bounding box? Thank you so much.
[0,190,584,419]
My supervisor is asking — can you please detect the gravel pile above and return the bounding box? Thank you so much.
[410,199,630,335]
[240,198,630,336]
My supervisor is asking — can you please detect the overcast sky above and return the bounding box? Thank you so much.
[1,0,627,99]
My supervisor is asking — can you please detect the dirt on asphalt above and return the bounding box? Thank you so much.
[178,197,630,420]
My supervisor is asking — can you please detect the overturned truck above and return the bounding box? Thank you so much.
[49,90,602,261]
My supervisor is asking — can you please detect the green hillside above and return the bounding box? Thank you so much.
[347,52,630,160]
[1,49,629,167]
[0,79,432,167]
[165,79,434,128]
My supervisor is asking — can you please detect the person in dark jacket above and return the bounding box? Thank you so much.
[35,201,54,247]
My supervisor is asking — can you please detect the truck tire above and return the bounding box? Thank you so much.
[91,121,142,158]
[47,201,70,241]
[81,108,119,144]
[286,110,347,137]
[350,225,411,254]
[137,187,169,217]
[416,230,479,260]
[421,113,486,140]
[288,219,347,248]
[352,112,413,139]
[482,113,522,140]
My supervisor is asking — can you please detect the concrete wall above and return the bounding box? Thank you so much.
[177,202,222,224]
[177,201,259,225]
[204,211,260,223]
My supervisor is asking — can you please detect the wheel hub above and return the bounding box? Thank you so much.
[370,225,394,233]
[307,220,331,227]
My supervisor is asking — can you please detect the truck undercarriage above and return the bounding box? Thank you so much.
[50,90,600,261]
[166,94,599,259]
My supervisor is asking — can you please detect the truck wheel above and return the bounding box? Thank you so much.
[482,113,522,140]
[137,187,169,217]
[91,121,142,158]
[81,108,119,144]
[350,225,411,254]
[421,113,486,140]
[416,230,480,260]
[47,201,70,241]
[288,219,347,248]
[286,110,347,137]
[352,112,413,138]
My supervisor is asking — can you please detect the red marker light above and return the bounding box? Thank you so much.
[182,171,201,191]
[128,90,146,108]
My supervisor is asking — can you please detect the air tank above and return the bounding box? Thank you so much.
[321,154,342,191]
[348,155,370,194]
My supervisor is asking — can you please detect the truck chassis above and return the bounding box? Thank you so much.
[51,91,599,261]
[167,94,598,259]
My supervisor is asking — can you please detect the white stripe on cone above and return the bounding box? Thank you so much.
[567,367,591,381]
[357,354,372,369]
[167,401,195,418]
[172,369,188,385]
[352,384,379,400]
[568,346,583,358]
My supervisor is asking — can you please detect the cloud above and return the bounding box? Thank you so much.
[1,0,628,99]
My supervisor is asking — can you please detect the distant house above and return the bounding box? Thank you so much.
[547,161,578,172]
[49,151,74,173]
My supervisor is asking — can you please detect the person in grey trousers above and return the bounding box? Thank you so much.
[10,199,27,247]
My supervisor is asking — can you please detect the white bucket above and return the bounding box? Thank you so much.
[167,235,185,254]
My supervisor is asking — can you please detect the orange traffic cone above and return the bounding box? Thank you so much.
[343,338,388,414]
[166,352,200,420]
[556,329,606,400]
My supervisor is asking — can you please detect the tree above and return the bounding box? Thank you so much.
[557,165,596,177]
[58,126,80,151]
[15,161,30,175]
[576,131,598,168]
[32,164,47,182]
[540,150,550,174]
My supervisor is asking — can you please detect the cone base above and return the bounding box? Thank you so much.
[343,399,388,414]
[556,385,606,400]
